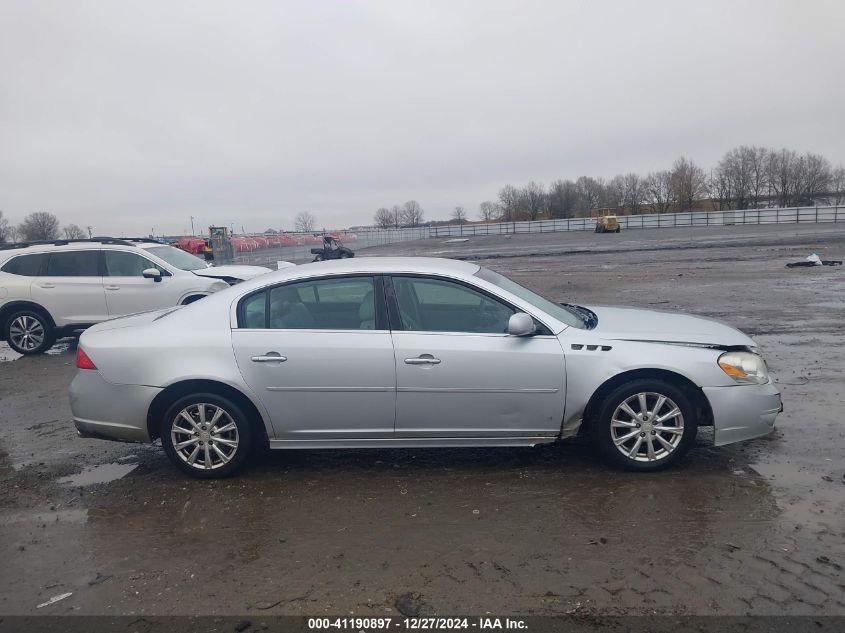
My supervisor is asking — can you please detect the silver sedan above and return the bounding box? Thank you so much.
[69,257,782,478]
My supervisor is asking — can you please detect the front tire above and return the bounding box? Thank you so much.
[4,309,55,355]
[590,379,697,471]
[160,394,253,478]
[313,254,323,262]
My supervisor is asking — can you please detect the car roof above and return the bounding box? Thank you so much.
[277,256,478,279]
[0,238,165,260]
[223,256,479,293]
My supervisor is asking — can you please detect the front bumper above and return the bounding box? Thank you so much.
[69,370,162,443]
[703,381,782,446]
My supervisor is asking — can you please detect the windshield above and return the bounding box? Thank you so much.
[474,266,586,329]
[144,246,209,271]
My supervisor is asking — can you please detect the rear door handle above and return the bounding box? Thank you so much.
[404,354,441,365]
[105,285,120,291]
[251,353,287,363]
[38,283,55,289]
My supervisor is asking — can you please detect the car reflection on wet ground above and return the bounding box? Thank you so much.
[1,223,844,616]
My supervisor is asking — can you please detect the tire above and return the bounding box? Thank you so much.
[594,225,601,233]
[160,393,253,478]
[4,309,55,355]
[615,227,621,233]
[590,378,697,471]
[313,254,323,262]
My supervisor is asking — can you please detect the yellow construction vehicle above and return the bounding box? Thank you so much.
[593,208,621,233]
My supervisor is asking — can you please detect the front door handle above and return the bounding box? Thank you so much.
[251,353,287,363]
[404,354,441,365]
[105,285,120,291]
[38,283,55,289]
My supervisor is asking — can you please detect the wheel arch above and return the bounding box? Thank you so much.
[146,379,270,449]
[578,368,714,436]
[0,300,56,338]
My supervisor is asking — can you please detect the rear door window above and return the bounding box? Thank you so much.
[104,251,164,276]
[45,251,101,276]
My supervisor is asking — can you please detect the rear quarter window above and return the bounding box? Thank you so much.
[0,253,48,276]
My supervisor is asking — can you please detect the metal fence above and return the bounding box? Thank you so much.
[428,205,844,238]
[226,206,843,266]
[230,226,429,267]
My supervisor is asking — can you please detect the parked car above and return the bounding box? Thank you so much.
[70,257,781,477]
[311,235,354,261]
[0,238,271,355]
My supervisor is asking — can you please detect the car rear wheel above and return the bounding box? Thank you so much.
[591,378,697,471]
[313,254,323,262]
[4,309,55,355]
[161,394,253,478]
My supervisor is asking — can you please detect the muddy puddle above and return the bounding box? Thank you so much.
[57,462,138,486]
[0,339,75,362]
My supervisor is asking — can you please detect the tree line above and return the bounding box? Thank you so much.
[373,200,425,229]
[0,211,88,244]
[375,146,845,226]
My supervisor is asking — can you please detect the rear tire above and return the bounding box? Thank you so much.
[313,254,323,262]
[615,227,621,233]
[590,378,697,471]
[4,309,55,355]
[160,393,253,478]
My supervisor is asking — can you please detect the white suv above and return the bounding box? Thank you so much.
[0,238,271,355]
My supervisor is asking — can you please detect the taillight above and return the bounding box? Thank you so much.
[76,347,97,370]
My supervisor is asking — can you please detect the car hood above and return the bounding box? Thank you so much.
[192,265,272,281]
[586,305,756,348]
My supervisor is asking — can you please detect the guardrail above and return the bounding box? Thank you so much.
[429,205,844,237]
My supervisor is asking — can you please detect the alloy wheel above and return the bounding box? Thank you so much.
[170,403,240,470]
[610,392,684,463]
[8,315,45,352]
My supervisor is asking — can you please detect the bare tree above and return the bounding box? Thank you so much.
[374,207,394,229]
[766,148,801,207]
[605,175,625,211]
[574,176,603,214]
[294,211,316,233]
[830,165,845,205]
[748,146,770,208]
[451,206,467,224]
[390,205,402,228]
[400,200,424,227]
[547,179,578,218]
[478,200,499,222]
[521,181,547,220]
[0,210,11,243]
[644,171,674,213]
[19,211,60,241]
[670,157,708,211]
[497,185,521,221]
[63,223,86,239]
[797,152,832,205]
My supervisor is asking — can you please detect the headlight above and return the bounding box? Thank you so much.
[718,351,769,384]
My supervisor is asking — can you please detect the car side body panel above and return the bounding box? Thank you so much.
[69,257,781,455]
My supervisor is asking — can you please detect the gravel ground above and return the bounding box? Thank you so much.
[1,222,844,617]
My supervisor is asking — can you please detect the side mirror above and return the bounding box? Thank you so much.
[507,312,536,337]
[142,268,162,282]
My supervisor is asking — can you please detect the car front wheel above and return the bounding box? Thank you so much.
[4,310,55,355]
[591,378,697,471]
[161,394,253,478]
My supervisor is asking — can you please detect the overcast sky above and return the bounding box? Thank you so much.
[1,0,844,236]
